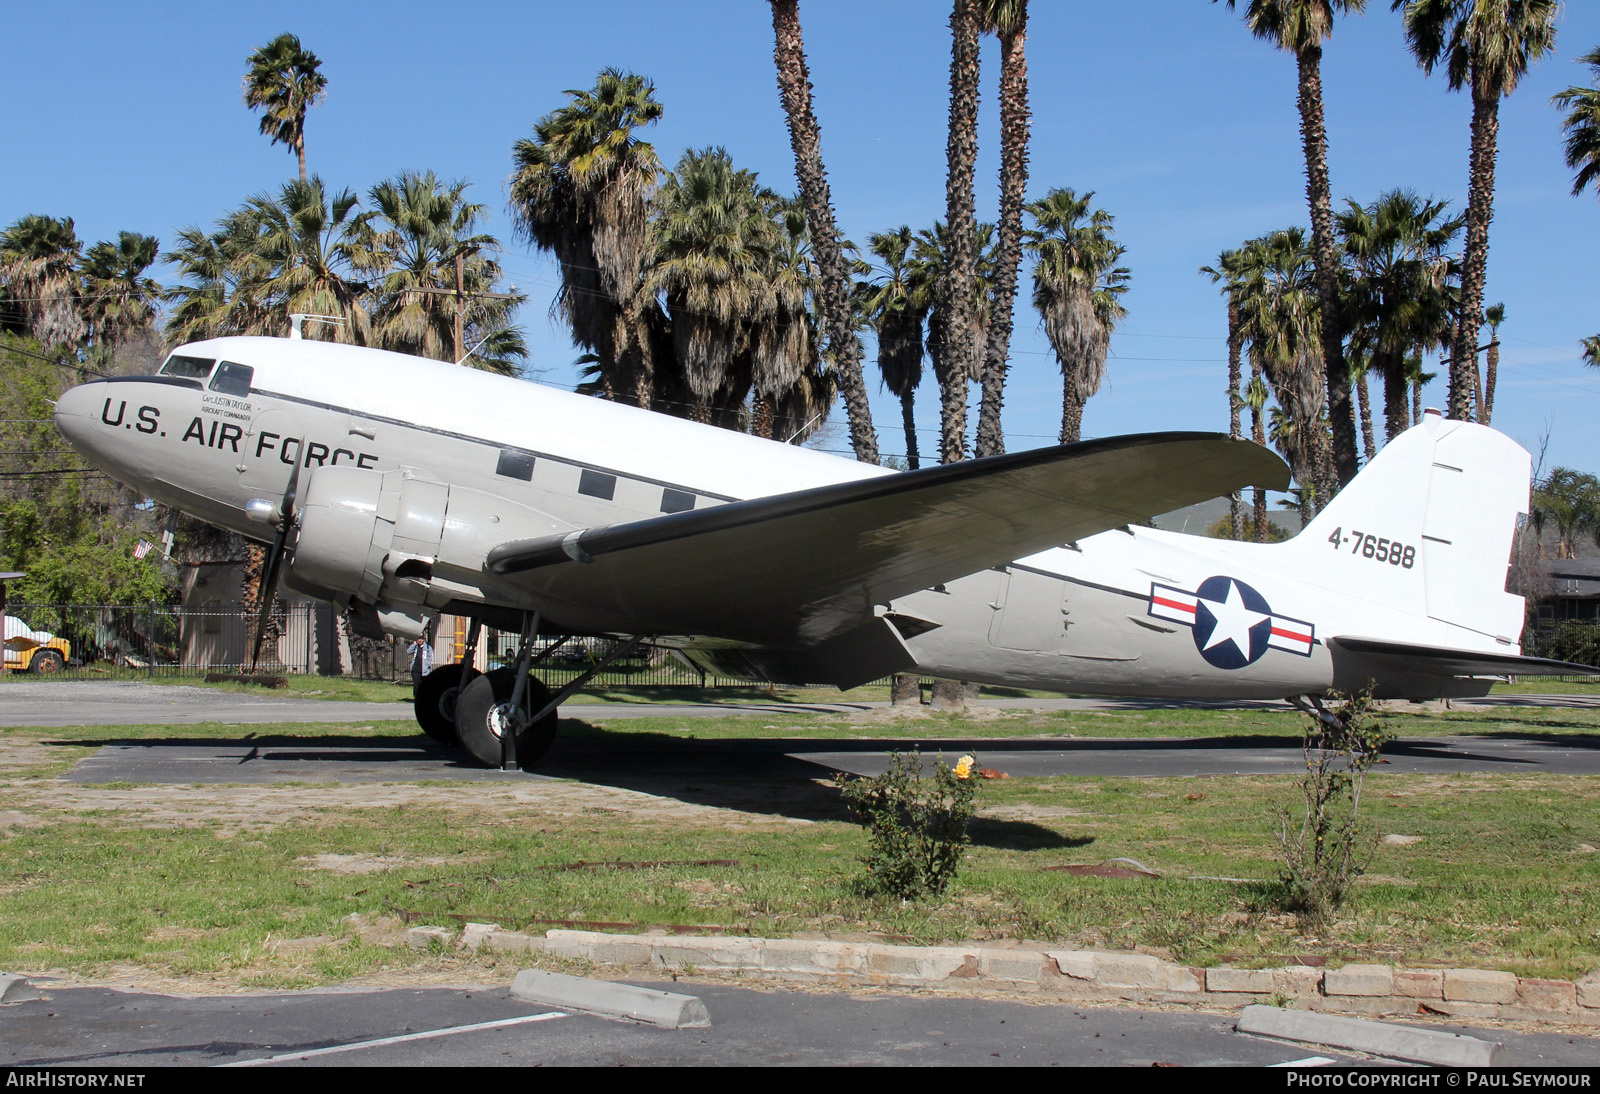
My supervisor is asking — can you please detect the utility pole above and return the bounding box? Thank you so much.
[454,253,465,365]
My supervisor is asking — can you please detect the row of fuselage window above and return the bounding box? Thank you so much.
[494,448,699,515]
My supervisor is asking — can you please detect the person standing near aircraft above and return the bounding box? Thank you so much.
[409,634,433,694]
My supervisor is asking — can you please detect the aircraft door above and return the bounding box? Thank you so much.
[988,567,1070,653]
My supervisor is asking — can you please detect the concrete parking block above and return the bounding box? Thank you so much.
[511,969,710,1029]
[1444,968,1517,1004]
[0,974,42,1004]
[1238,1003,1502,1066]
[1324,963,1393,997]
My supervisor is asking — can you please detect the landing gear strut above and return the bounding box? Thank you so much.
[450,616,645,771]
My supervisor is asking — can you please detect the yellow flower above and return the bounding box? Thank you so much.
[953,755,974,780]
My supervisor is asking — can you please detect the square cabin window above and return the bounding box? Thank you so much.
[210,361,254,397]
[496,449,535,481]
[578,469,616,500]
[660,488,696,514]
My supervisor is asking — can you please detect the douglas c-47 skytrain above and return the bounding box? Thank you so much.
[52,335,1592,769]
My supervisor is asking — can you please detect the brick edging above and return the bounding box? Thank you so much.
[407,924,1600,1026]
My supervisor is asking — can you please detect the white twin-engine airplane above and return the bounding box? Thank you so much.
[52,335,1587,769]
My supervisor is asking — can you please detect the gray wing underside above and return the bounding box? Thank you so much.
[485,432,1290,646]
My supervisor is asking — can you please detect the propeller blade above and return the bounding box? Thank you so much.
[249,445,305,673]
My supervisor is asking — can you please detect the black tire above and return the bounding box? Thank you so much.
[28,649,65,675]
[454,667,558,770]
[413,663,467,745]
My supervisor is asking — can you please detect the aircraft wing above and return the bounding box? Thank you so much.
[484,432,1288,649]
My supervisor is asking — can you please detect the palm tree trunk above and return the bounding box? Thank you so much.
[1382,352,1409,443]
[1483,335,1499,424]
[1059,389,1084,446]
[1453,66,1499,424]
[1295,45,1357,494]
[1252,355,1268,543]
[296,135,307,184]
[1357,369,1375,462]
[1227,294,1243,540]
[901,388,920,470]
[974,17,1029,459]
[769,0,879,465]
[938,0,981,465]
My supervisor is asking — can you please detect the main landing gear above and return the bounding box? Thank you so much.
[413,614,644,771]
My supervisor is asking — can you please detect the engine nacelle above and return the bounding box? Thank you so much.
[284,466,564,640]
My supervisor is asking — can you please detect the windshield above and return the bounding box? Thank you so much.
[159,354,214,381]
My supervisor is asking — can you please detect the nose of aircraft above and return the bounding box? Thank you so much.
[52,380,101,459]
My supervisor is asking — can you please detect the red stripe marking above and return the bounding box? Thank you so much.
[1271,627,1310,642]
[1152,596,1196,614]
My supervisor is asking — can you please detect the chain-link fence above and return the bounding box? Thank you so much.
[0,603,761,688]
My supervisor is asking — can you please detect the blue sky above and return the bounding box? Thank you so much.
[4,1,1596,475]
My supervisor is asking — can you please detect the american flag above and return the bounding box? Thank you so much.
[133,539,154,560]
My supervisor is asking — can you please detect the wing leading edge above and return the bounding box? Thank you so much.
[485,432,1289,646]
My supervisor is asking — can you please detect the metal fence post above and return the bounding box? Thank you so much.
[145,601,155,678]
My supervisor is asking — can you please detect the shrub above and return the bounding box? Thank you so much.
[1273,689,1386,928]
[838,750,978,899]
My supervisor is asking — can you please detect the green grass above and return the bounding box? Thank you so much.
[0,771,1594,984]
[1,702,1596,987]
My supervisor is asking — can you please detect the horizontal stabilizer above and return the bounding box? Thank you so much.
[486,432,1288,646]
[1330,636,1598,679]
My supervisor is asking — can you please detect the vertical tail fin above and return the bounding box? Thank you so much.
[1292,411,1530,646]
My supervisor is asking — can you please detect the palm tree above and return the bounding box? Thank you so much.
[647,148,783,423]
[509,68,663,408]
[0,214,84,348]
[1581,335,1600,369]
[1200,247,1249,538]
[1234,227,1329,522]
[1393,0,1557,422]
[1025,188,1129,445]
[244,177,372,344]
[768,0,879,463]
[1336,189,1462,442]
[1224,0,1367,490]
[916,219,997,425]
[1241,374,1273,539]
[973,0,1030,459]
[165,179,371,347]
[1532,468,1600,559]
[363,171,526,374]
[242,33,327,183]
[1480,301,1504,422]
[80,231,162,353]
[860,226,932,468]
[1554,47,1600,200]
[938,0,983,465]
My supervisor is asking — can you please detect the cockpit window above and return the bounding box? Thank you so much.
[210,361,254,397]
[160,354,214,380]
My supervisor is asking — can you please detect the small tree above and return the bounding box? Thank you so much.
[1274,689,1386,927]
[839,750,978,899]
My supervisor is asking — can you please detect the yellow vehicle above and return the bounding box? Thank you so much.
[3,616,70,674]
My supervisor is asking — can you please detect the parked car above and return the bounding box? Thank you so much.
[3,616,71,674]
